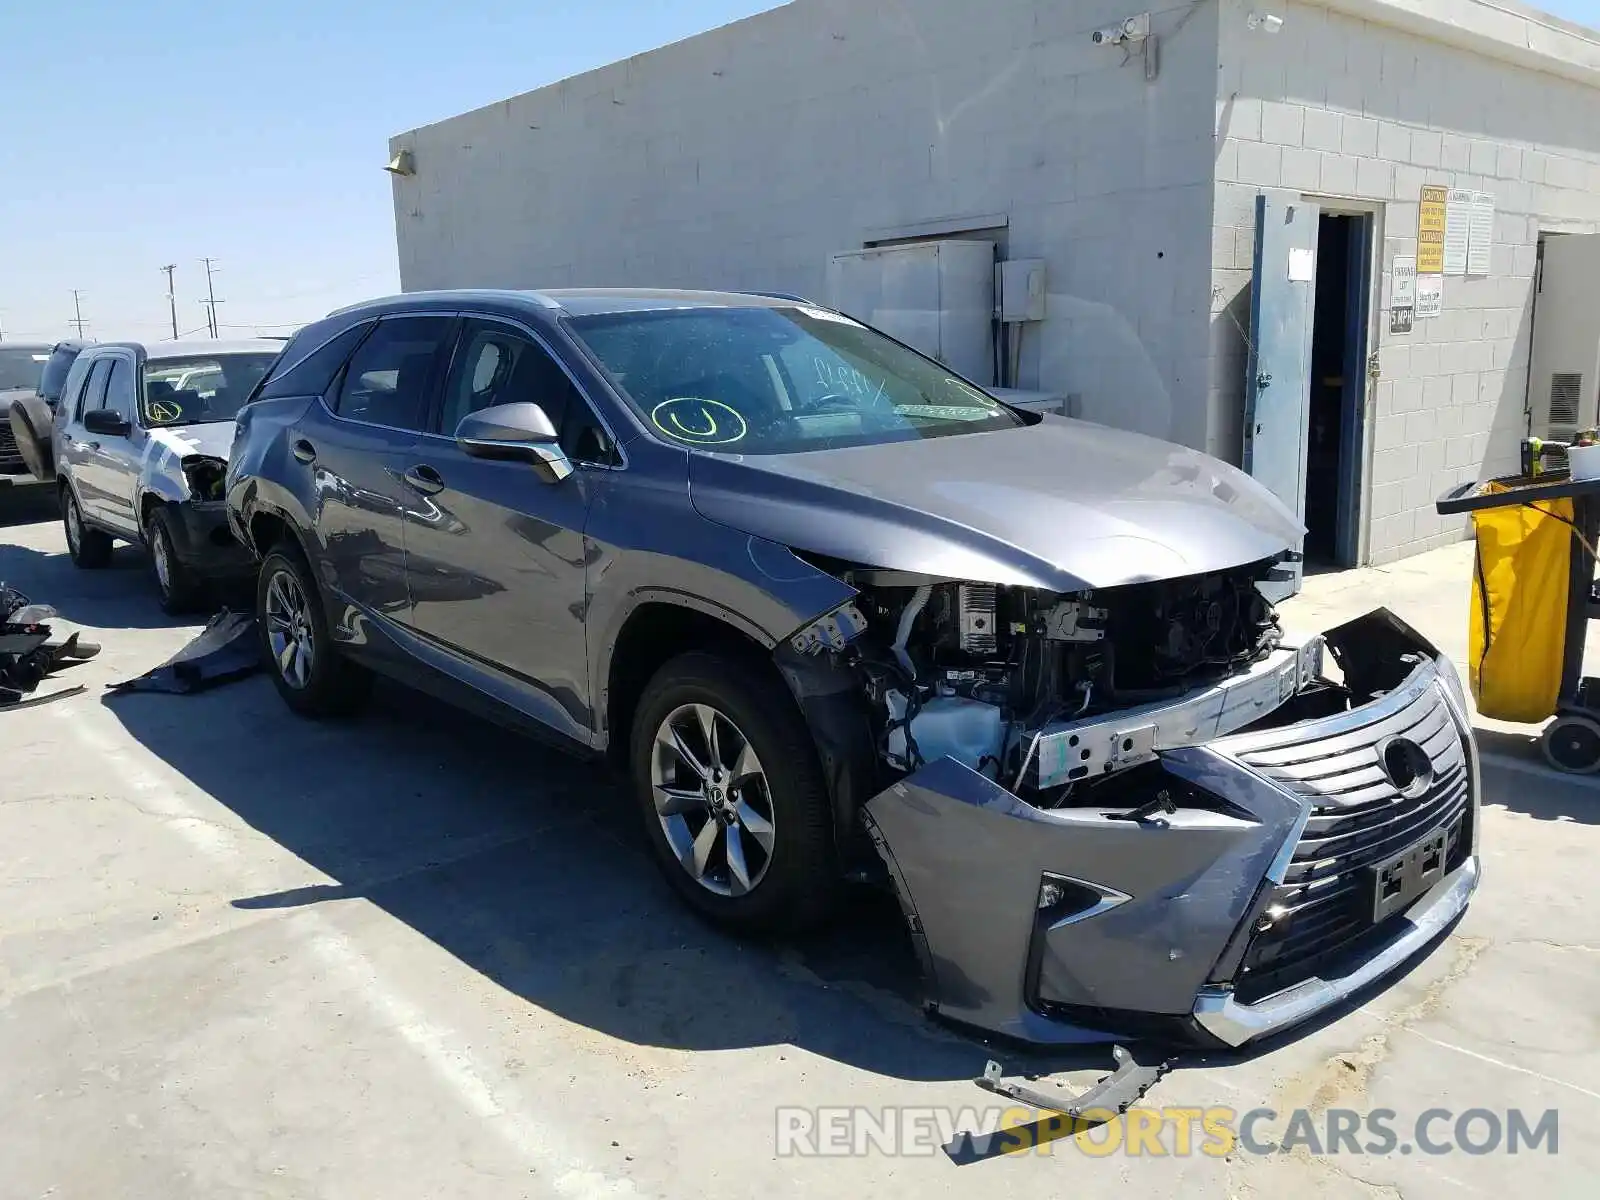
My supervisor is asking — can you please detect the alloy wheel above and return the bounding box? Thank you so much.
[264,568,315,690]
[650,702,777,897]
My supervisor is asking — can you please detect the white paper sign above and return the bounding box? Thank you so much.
[1416,273,1443,318]
[1392,256,1417,305]
[1467,191,1494,275]
[1288,247,1314,282]
[1444,189,1472,276]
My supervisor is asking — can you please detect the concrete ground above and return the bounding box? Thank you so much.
[2,484,1596,1198]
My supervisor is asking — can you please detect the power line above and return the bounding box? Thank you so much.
[161,264,179,339]
[69,291,89,338]
[200,257,224,338]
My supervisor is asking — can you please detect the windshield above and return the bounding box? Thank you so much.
[142,354,277,426]
[568,306,1025,454]
[0,348,49,392]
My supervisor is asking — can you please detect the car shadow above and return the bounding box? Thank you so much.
[1475,726,1600,825]
[0,500,248,631]
[0,537,197,632]
[105,677,1062,1084]
[0,483,57,527]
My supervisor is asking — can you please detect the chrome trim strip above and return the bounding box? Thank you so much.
[1042,875,1133,929]
[1264,798,1314,886]
[1193,855,1480,1047]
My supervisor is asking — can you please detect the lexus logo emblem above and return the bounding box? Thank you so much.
[1377,736,1434,798]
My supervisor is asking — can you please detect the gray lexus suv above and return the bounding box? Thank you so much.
[226,289,1480,1050]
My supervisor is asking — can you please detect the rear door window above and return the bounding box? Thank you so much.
[331,316,453,431]
[79,359,112,419]
[105,359,138,426]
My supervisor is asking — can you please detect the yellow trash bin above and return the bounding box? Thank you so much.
[1468,484,1573,723]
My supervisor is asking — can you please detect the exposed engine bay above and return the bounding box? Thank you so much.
[800,557,1288,801]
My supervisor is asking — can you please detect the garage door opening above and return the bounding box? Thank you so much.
[1306,212,1373,567]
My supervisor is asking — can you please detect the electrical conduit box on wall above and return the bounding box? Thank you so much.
[825,240,996,386]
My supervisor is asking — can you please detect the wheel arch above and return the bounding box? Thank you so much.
[601,595,881,873]
[246,505,315,567]
[602,597,776,768]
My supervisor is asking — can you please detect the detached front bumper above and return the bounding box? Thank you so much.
[863,613,1481,1049]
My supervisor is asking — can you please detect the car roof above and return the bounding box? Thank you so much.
[0,342,54,353]
[327,288,809,322]
[82,339,283,362]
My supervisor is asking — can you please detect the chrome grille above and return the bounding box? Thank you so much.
[1219,674,1473,1002]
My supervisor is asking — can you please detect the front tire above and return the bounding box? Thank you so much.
[629,651,840,934]
[62,486,112,568]
[257,545,369,718]
[146,508,201,614]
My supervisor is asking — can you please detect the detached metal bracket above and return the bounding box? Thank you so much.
[974,1045,1169,1117]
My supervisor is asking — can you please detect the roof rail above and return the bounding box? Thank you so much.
[740,290,812,304]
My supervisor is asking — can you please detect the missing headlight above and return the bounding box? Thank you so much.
[180,455,228,502]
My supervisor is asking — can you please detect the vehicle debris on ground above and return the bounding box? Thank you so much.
[0,582,99,708]
[109,610,261,696]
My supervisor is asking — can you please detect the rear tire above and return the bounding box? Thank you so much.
[62,486,112,568]
[628,651,840,935]
[256,544,370,718]
[146,508,202,614]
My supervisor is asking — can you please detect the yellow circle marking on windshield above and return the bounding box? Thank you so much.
[651,397,749,445]
[148,400,183,423]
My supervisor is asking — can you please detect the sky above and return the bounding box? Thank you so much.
[2,0,1599,345]
[0,0,782,344]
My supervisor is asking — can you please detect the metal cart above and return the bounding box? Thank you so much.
[1438,472,1600,773]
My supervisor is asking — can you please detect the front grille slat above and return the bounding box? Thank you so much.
[1229,685,1441,768]
[1301,778,1460,836]
[1287,790,1467,886]
[1222,675,1475,1004]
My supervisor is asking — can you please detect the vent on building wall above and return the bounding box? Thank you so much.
[1543,372,1583,471]
[1549,372,1582,430]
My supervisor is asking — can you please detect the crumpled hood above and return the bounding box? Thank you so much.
[688,415,1304,592]
[144,422,235,465]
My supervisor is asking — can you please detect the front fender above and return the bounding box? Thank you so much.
[583,442,858,747]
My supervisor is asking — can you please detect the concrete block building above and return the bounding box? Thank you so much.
[390,0,1600,567]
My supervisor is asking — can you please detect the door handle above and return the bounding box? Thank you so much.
[403,464,444,495]
[86,441,101,451]
[292,439,316,464]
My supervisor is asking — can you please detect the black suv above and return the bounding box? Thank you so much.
[227,289,1478,1051]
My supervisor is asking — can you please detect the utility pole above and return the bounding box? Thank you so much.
[161,264,179,339]
[69,291,89,338]
[199,257,223,337]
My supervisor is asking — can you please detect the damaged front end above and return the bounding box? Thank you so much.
[787,560,1480,1049]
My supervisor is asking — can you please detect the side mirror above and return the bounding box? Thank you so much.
[455,401,573,483]
[83,409,131,437]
